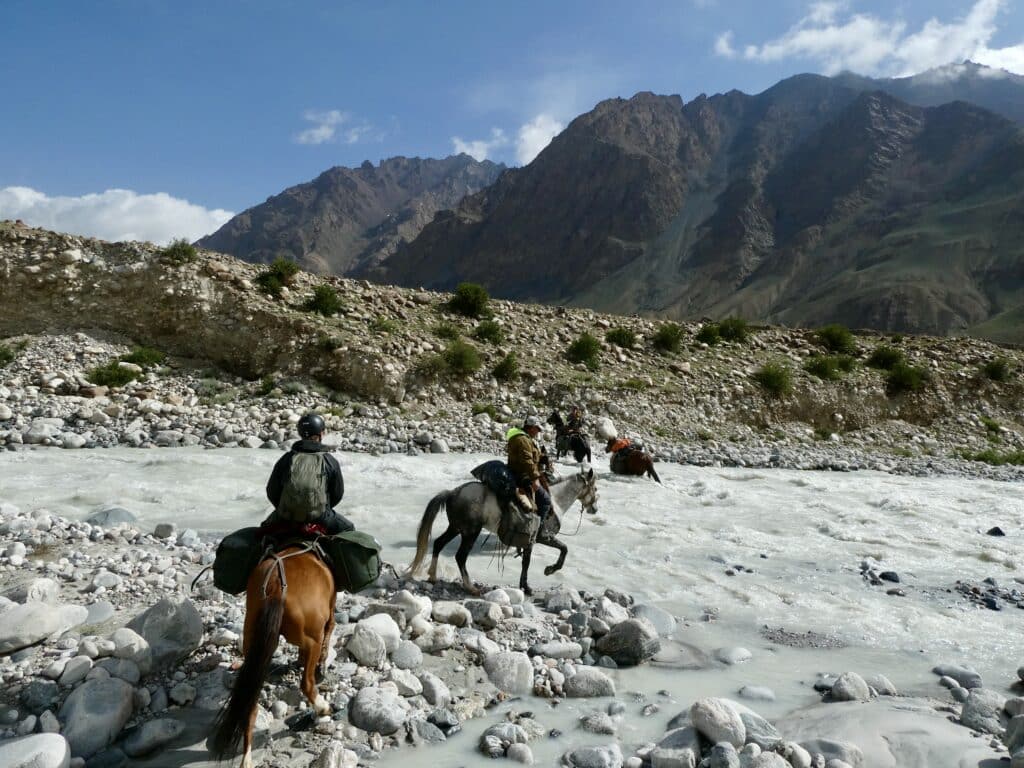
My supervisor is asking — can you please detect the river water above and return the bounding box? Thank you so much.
[1,447,1020,766]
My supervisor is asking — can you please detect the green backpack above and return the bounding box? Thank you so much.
[321,531,384,592]
[277,452,329,523]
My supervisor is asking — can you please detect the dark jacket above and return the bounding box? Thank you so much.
[266,439,344,514]
[506,427,542,483]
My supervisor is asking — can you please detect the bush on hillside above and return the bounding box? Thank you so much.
[443,340,482,377]
[752,361,793,397]
[0,345,16,367]
[566,333,601,370]
[816,324,857,355]
[652,323,684,354]
[718,316,750,343]
[159,238,198,265]
[695,323,720,346]
[87,360,139,388]
[120,346,165,367]
[304,285,343,316]
[433,321,461,340]
[256,257,300,298]
[605,327,636,348]
[473,320,504,344]
[866,345,904,370]
[886,362,929,395]
[982,357,1012,382]
[447,282,490,318]
[492,352,519,382]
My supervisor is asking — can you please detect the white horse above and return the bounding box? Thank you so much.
[406,469,598,595]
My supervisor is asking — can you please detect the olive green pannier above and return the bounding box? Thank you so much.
[212,527,382,595]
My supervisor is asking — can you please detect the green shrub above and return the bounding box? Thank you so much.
[652,323,684,354]
[886,362,929,395]
[472,403,499,419]
[816,324,857,355]
[257,375,277,396]
[982,357,1012,382]
[622,377,647,390]
[718,316,750,343]
[566,333,601,370]
[304,284,343,316]
[87,360,139,388]
[433,321,461,340]
[492,352,519,382]
[414,353,448,381]
[695,323,721,346]
[605,327,636,348]
[255,257,300,298]
[866,345,904,370]
[960,448,1024,466]
[371,317,398,334]
[159,238,197,264]
[0,345,16,367]
[447,282,490,318]
[752,361,792,397]
[473,320,504,344]
[804,354,856,380]
[120,346,165,367]
[443,340,482,377]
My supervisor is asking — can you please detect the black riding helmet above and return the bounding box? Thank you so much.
[298,412,326,438]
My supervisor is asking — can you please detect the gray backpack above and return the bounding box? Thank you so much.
[277,453,329,523]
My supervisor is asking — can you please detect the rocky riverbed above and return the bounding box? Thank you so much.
[1,449,1024,768]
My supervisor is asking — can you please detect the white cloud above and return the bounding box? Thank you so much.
[715,31,737,59]
[718,0,1024,76]
[0,187,233,245]
[516,114,563,165]
[451,128,509,161]
[294,109,376,145]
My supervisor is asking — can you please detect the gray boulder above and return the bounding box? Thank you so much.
[465,599,503,630]
[564,667,616,698]
[690,698,745,748]
[0,733,71,768]
[348,687,406,735]
[650,726,700,768]
[0,602,89,654]
[632,604,676,636]
[932,664,982,689]
[960,687,1007,735]
[85,506,137,528]
[593,618,660,666]
[830,672,871,702]
[483,652,533,695]
[126,597,203,669]
[346,624,387,668]
[59,677,134,758]
[562,743,623,768]
[122,718,186,757]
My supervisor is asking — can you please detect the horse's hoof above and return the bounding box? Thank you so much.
[543,565,557,576]
[464,584,481,596]
[521,585,533,597]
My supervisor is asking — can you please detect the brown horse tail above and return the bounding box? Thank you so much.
[648,461,662,484]
[406,490,449,575]
[211,565,284,759]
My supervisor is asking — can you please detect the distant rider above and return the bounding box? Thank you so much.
[264,412,353,535]
[566,405,585,435]
[506,415,552,523]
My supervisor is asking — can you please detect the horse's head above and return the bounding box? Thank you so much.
[547,411,563,427]
[575,467,599,514]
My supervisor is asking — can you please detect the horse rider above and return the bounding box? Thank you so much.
[506,415,552,523]
[566,405,585,435]
[264,412,354,536]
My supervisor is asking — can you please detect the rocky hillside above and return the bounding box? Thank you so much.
[2,222,1024,476]
[197,155,505,274]
[365,76,1024,342]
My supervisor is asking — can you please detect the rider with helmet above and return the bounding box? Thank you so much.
[264,412,353,535]
[506,415,553,523]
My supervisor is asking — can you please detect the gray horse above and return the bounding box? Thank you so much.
[406,469,599,595]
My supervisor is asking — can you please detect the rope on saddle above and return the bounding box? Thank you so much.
[259,540,323,600]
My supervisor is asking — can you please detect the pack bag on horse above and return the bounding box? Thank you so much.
[406,416,599,595]
[547,405,592,464]
[606,434,661,483]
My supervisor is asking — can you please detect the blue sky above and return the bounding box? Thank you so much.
[2,0,1022,243]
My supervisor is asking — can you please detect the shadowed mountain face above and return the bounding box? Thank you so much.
[197,155,505,274]
[363,68,1024,341]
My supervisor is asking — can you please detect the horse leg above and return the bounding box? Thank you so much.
[542,537,568,576]
[647,460,661,483]
[299,634,331,717]
[428,524,459,583]
[454,526,481,595]
[519,544,534,596]
[239,708,257,768]
[316,602,335,682]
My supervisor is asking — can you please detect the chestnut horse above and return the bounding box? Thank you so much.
[608,444,661,483]
[211,546,339,768]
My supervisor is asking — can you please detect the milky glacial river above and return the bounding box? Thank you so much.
[2,447,1020,766]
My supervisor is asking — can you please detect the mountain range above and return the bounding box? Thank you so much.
[201,63,1024,342]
